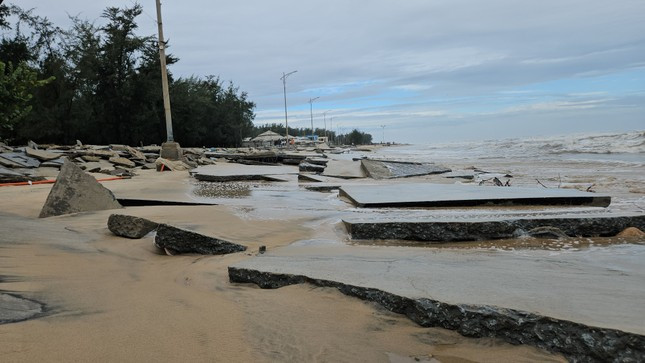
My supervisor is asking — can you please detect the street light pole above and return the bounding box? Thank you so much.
[280,70,297,145]
[155,0,173,142]
[308,96,320,138]
[380,125,386,144]
[322,110,331,141]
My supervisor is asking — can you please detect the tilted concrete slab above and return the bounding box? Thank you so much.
[343,213,645,241]
[339,183,610,208]
[229,241,645,361]
[361,159,451,179]
[192,164,297,182]
[322,160,366,179]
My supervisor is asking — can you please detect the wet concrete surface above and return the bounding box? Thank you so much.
[339,183,611,208]
[323,159,366,179]
[192,164,298,182]
[230,239,645,336]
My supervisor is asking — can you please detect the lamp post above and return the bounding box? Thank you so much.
[380,125,386,144]
[322,110,331,141]
[308,96,320,138]
[156,0,181,160]
[330,116,334,145]
[280,70,297,145]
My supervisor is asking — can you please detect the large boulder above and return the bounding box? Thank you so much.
[39,159,122,218]
[108,214,159,239]
[154,224,247,255]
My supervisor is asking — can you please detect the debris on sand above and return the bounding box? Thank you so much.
[107,214,159,239]
[154,224,247,255]
[39,160,122,218]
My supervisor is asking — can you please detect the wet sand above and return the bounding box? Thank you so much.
[0,169,567,362]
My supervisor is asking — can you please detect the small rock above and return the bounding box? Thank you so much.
[27,140,39,150]
[259,245,266,254]
[109,156,136,168]
[154,224,247,255]
[107,214,159,239]
[617,227,645,237]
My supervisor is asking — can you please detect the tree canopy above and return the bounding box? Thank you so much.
[0,3,255,147]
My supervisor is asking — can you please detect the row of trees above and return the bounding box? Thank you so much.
[0,3,374,147]
[0,3,254,147]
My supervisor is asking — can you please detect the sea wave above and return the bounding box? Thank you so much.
[375,130,645,163]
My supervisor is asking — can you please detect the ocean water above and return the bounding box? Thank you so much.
[374,130,645,164]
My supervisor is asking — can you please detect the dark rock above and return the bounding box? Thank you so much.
[154,224,246,255]
[228,267,645,362]
[107,214,159,239]
[39,159,122,218]
[259,245,266,254]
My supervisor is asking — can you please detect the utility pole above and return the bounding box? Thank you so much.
[380,125,386,144]
[330,116,334,145]
[308,97,320,138]
[281,70,297,145]
[156,0,181,160]
[322,110,331,141]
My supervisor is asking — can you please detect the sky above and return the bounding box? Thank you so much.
[6,0,645,143]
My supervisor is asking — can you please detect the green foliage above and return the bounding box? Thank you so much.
[1,4,256,147]
[343,129,373,145]
[0,61,52,141]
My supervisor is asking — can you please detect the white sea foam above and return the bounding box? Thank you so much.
[378,130,645,164]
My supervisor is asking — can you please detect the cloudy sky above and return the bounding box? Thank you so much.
[8,0,645,143]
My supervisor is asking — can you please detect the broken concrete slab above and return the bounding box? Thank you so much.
[155,157,191,171]
[107,214,159,239]
[116,198,216,207]
[192,164,297,182]
[339,183,611,208]
[322,160,366,179]
[39,159,122,218]
[0,166,36,183]
[298,173,326,183]
[25,147,60,161]
[361,159,451,179]
[228,241,645,361]
[108,156,135,168]
[343,213,645,242]
[125,146,146,160]
[0,292,45,324]
[40,158,65,168]
[154,224,246,255]
[81,155,101,162]
[0,152,40,168]
[298,162,325,173]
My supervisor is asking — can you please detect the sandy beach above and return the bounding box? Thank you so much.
[0,165,571,362]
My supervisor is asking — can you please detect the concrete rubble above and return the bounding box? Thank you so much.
[39,160,122,218]
[107,214,159,239]
[154,224,247,255]
[343,213,645,242]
